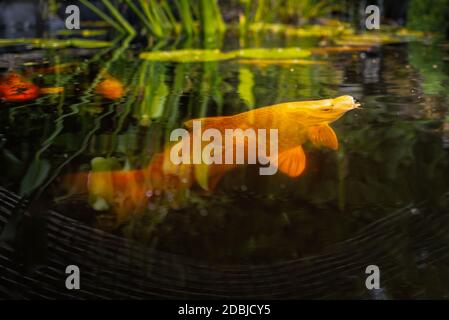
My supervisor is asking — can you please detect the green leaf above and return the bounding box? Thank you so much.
[236,47,311,59]
[140,49,238,62]
[139,48,312,62]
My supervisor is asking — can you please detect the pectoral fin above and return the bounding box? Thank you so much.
[308,124,338,150]
[276,146,306,177]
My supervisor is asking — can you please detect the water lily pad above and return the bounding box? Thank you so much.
[238,59,327,66]
[335,33,403,46]
[311,46,373,55]
[140,48,312,62]
[140,49,237,62]
[236,48,311,59]
[287,25,354,37]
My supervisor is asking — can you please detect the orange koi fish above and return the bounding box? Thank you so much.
[180,95,359,180]
[0,73,40,102]
[60,96,359,225]
[0,73,65,103]
[95,75,125,100]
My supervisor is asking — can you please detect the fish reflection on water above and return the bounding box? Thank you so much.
[60,96,359,227]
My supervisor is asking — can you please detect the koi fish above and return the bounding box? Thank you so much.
[0,73,40,102]
[0,73,65,103]
[95,75,125,100]
[181,95,359,179]
[59,96,359,225]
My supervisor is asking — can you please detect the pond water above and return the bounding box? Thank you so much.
[1,32,449,298]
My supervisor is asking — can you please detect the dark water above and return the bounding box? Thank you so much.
[1,34,449,298]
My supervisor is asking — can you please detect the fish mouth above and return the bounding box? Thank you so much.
[347,96,361,109]
[333,96,361,111]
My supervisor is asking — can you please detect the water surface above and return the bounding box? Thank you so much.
[1,34,449,298]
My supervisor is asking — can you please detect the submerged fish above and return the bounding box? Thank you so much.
[60,96,359,225]
[95,75,125,100]
[0,73,40,102]
[0,73,66,103]
[182,95,358,179]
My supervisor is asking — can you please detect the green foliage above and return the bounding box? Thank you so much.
[408,43,449,96]
[237,47,311,59]
[76,0,224,39]
[140,49,237,62]
[407,0,449,33]
[241,0,343,26]
[238,67,255,107]
[67,0,349,40]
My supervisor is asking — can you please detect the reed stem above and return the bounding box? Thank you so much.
[79,0,125,33]
[101,0,136,35]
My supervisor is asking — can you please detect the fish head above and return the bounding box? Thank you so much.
[288,95,359,124]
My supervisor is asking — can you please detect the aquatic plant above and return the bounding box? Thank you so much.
[76,0,225,39]
[407,0,449,34]
[240,0,343,27]
[140,49,237,62]
[237,47,311,59]
[56,0,349,40]
[238,67,255,107]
